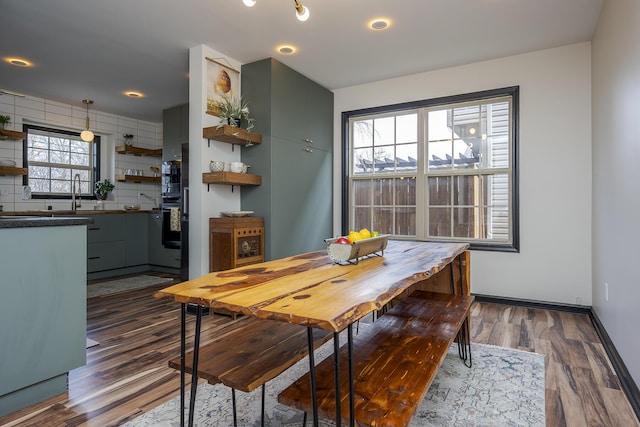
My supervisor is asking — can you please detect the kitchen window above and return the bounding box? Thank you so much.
[342,87,519,251]
[22,124,101,199]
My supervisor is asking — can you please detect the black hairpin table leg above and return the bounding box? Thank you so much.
[187,306,203,427]
[307,327,319,427]
[180,303,186,427]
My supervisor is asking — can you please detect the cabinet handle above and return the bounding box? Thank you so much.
[88,227,100,231]
[304,138,313,143]
[304,148,313,153]
[154,215,161,219]
[88,256,100,260]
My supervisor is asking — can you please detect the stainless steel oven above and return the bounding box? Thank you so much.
[161,203,181,249]
[161,160,182,249]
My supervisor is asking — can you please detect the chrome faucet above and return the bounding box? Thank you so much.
[139,192,158,209]
[72,173,82,211]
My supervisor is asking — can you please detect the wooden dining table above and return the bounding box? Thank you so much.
[154,240,470,427]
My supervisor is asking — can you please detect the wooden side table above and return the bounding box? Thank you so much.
[209,216,264,272]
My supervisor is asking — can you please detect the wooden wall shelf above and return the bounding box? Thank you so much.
[0,129,26,140]
[203,125,262,148]
[115,174,161,183]
[0,166,27,176]
[115,145,163,157]
[202,171,261,191]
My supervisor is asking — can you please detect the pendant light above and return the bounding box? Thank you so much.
[80,99,95,142]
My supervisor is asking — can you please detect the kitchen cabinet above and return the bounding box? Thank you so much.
[270,66,333,152]
[87,213,164,278]
[269,138,332,257]
[87,214,127,273]
[126,213,148,266]
[86,213,179,278]
[241,58,333,260]
[148,212,181,269]
[163,104,189,162]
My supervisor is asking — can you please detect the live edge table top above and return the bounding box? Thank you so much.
[154,240,469,333]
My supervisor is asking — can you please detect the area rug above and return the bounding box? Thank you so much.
[124,342,545,427]
[87,275,173,298]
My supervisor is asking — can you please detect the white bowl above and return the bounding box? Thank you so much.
[210,160,225,172]
[229,162,245,173]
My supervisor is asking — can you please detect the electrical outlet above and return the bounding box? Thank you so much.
[605,282,609,302]
[576,296,582,305]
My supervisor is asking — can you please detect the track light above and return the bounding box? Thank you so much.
[241,0,309,22]
[80,99,95,142]
[294,0,309,21]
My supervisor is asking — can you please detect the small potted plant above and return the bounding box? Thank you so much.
[0,115,10,130]
[214,94,255,133]
[95,179,115,200]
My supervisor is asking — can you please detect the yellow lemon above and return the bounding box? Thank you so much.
[359,228,371,239]
[348,230,362,243]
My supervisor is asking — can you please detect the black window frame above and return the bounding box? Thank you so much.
[22,124,102,200]
[341,86,520,252]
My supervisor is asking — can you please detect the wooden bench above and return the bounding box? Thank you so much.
[278,290,475,427]
[169,316,332,392]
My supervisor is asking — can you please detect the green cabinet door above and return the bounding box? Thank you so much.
[269,138,332,260]
[86,214,126,273]
[241,58,334,261]
[268,59,334,152]
[125,213,148,266]
[148,212,181,268]
[163,104,188,162]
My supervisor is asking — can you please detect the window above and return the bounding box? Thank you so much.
[23,125,101,199]
[343,87,519,251]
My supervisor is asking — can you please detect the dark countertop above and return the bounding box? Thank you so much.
[2,209,158,216]
[0,216,94,229]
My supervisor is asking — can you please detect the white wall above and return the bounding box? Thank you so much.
[592,0,640,387]
[333,43,593,305]
[0,95,162,211]
[188,45,243,278]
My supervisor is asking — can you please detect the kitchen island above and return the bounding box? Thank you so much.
[0,215,92,416]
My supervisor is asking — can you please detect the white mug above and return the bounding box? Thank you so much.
[229,162,244,173]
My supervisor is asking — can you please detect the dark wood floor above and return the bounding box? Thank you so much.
[1,274,638,426]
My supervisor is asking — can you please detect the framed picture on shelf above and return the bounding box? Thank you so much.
[206,57,240,117]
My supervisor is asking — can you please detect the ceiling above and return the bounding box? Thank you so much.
[1,0,603,122]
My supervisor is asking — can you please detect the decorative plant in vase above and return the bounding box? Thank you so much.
[214,94,255,133]
[95,179,115,200]
[0,115,10,130]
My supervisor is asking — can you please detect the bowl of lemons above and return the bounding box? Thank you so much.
[325,229,388,265]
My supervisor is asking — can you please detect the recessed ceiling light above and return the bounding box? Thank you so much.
[277,45,296,55]
[369,18,390,30]
[5,57,32,67]
[125,91,144,98]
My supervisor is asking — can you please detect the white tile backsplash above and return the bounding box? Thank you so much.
[0,90,163,212]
